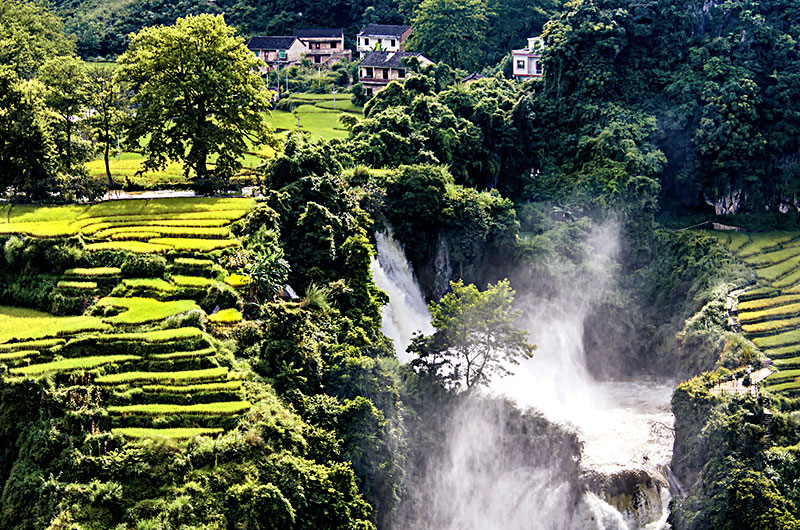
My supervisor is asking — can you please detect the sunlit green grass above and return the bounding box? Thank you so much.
[97,297,200,325]
[266,104,351,139]
[0,306,110,344]
[95,366,228,385]
[108,400,251,416]
[739,302,800,323]
[112,427,224,439]
[142,381,242,393]
[149,347,216,361]
[208,308,243,324]
[10,355,139,376]
[739,294,800,312]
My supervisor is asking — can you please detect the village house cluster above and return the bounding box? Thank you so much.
[246,24,543,96]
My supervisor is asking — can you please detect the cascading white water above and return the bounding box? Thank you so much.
[376,221,675,529]
[370,229,434,362]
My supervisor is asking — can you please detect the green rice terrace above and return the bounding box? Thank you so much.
[0,197,256,440]
[713,230,800,396]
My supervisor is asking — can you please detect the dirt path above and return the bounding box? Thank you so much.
[712,367,772,396]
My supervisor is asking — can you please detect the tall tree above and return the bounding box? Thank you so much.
[410,279,534,391]
[38,55,91,177]
[406,0,490,71]
[0,66,57,197]
[115,14,273,194]
[0,0,75,78]
[87,65,128,187]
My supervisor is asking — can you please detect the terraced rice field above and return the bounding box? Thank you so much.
[0,197,256,440]
[713,230,800,395]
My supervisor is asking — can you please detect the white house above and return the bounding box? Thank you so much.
[356,24,412,59]
[512,37,544,80]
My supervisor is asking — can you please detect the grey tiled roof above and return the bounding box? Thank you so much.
[294,28,343,39]
[247,36,298,51]
[360,51,425,68]
[358,24,411,37]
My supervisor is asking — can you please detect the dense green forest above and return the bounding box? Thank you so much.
[4,0,800,528]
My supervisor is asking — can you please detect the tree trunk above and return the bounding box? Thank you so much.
[104,132,113,188]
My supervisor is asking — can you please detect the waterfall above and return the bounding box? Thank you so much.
[370,229,433,362]
[395,221,675,529]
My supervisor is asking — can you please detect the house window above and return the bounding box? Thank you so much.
[516,59,525,70]
[391,39,396,47]
[382,68,389,80]
[331,41,338,48]
[397,69,405,78]
[314,55,321,63]
[363,67,373,78]
[279,50,286,59]
[534,61,542,75]
[364,38,369,46]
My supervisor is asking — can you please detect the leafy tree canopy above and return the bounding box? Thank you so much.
[410,279,534,391]
[115,14,274,194]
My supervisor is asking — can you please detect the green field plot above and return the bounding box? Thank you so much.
[0,306,110,344]
[761,344,800,359]
[739,294,800,312]
[742,315,800,334]
[86,241,171,254]
[95,225,231,240]
[266,104,351,140]
[108,400,250,416]
[0,198,255,239]
[112,427,224,439]
[150,347,216,361]
[762,379,800,393]
[737,232,800,258]
[772,267,800,289]
[95,366,228,385]
[0,338,65,352]
[142,380,242,393]
[773,356,800,369]
[97,297,200,325]
[752,260,800,282]
[744,246,800,268]
[120,278,177,295]
[208,308,243,324]
[174,257,215,269]
[10,355,140,376]
[89,327,204,344]
[752,329,800,349]
[57,281,98,290]
[739,302,800,323]
[64,267,121,278]
[171,275,216,288]
[0,350,39,362]
[148,238,238,252]
[766,368,800,385]
[225,273,250,289]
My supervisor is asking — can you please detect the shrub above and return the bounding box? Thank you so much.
[201,283,243,313]
[161,309,207,331]
[121,255,168,278]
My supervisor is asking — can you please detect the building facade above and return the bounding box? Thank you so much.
[246,36,305,71]
[294,28,352,66]
[358,51,432,96]
[512,37,544,80]
[356,24,412,59]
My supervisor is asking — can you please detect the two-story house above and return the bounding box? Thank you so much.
[356,24,412,59]
[294,28,352,66]
[358,51,432,96]
[512,37,544,80]
[246,36,305,71]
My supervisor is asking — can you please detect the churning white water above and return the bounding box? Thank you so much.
[370,229,434,362]
[374,222,675,529]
